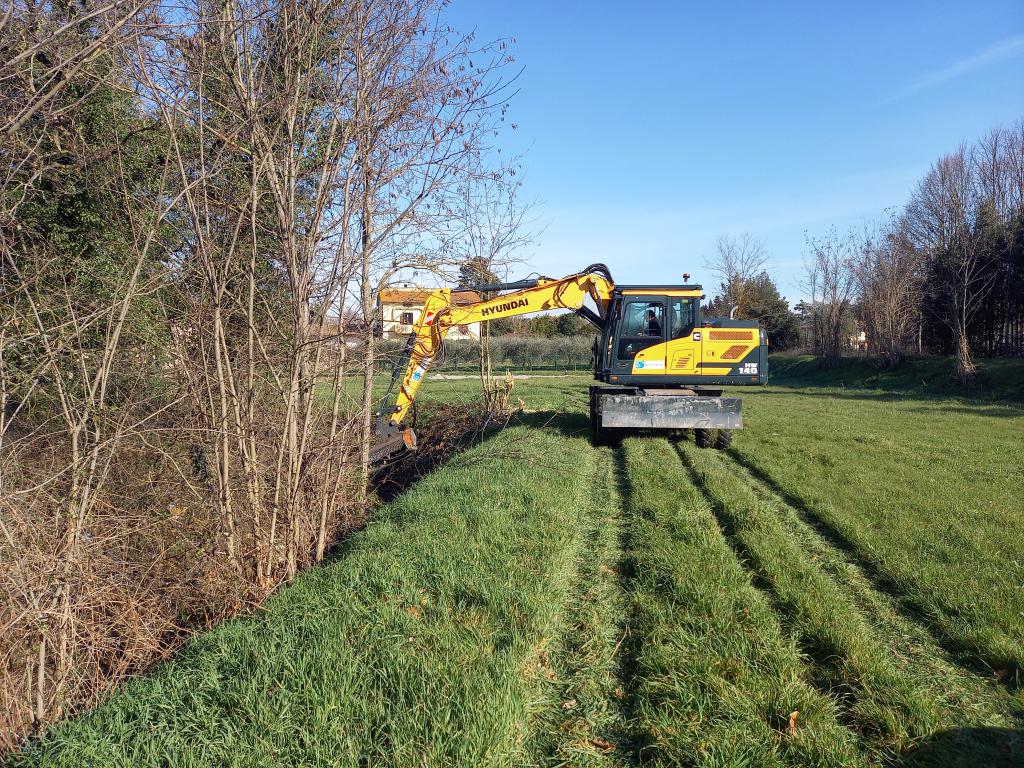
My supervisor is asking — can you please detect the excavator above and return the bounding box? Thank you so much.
[369,263,768,464]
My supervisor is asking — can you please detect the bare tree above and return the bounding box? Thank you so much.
[853,214,924,365]
[976,126,1013,220]
[0,0,520,748]
[905,146,999,382]
[129,0,383,583]
[804,228,857,368]
[1,0,186,737]
[0,1,158,136]
[346,0,514,498]
[454,161,534,412]
[703,233,768,319]
[1005,120,1024,214]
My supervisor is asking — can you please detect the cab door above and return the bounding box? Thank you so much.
[666,298,701,374]
[613,298,667,375]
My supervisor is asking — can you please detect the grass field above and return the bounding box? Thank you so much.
[10,356,1023,766]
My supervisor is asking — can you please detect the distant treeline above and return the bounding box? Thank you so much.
[704,121,1024,378]
[485,313,596,338]
[801,120,1024,377]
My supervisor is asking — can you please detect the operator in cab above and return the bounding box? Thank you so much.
[645,307,662,337]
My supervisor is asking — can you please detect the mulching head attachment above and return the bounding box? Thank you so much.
[368,426,418,466]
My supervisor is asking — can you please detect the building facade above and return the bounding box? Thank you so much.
[377,285,482,340]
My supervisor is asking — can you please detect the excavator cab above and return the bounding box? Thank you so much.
[587,284,767,447]
[595,286,766,388]
[593,286,770,387]
[609,297,669,375]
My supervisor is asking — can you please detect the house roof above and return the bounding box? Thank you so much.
[378,288,481,305]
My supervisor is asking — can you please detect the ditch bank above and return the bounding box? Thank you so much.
[9,426,598,767]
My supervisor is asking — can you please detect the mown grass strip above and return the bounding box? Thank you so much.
[725,451,1024,767]
[11,427,596,768]
[525,447,633,766]
[733,450,1020,720]
[623,438,861,767]
[681,443,945,756]
[734,385,1024,681]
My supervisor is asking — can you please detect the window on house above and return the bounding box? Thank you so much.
[400,311,414,325]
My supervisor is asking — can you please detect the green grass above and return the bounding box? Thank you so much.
[737,359,1024,680]
[10,426,598,767]
[416,372,591,413]
[329,370,591,423]
[682,443,945,752]
[685,443,1021,762]
[524,447,633,766]
[622,438,862,767]
[11,356,1024,767]
[767,354,1024,401]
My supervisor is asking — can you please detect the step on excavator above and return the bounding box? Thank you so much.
[369,263,768,464]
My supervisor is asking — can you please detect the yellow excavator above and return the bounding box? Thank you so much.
[370,263,768,463]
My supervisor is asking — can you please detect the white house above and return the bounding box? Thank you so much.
[377,285,482,340]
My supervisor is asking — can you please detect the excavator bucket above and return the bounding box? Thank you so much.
[368,427,418,466]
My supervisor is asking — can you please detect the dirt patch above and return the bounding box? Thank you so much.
[372,400,517,503]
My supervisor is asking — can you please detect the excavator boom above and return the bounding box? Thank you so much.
[370,265,614,462]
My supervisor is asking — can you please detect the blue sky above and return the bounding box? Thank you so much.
[442,1,1024,302]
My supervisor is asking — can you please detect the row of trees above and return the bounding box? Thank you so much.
[706,120,1024,378]
[465,115,1024,374]
[486,314,594,337]
[379,335,593,371]
[804,122,1024,377]
[702,233,803,350]
[1,0,522,747]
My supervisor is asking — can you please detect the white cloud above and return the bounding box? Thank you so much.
[881,33,1024,105]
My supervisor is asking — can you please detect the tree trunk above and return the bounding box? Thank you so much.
[954,284,977,383]
[358,190,374,505]
[955,327,976,383]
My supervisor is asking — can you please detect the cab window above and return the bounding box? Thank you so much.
[621,302,664,338]
[670,299,697,339]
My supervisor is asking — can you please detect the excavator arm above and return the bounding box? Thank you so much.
[369,264,615,463]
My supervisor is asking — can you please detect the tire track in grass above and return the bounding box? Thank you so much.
[724,448,1022,729]
[525,446,636,767]
[729,398,1024,687]
[680,442,948,760]
[622,438,863,767]
[730,446,1024,691]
